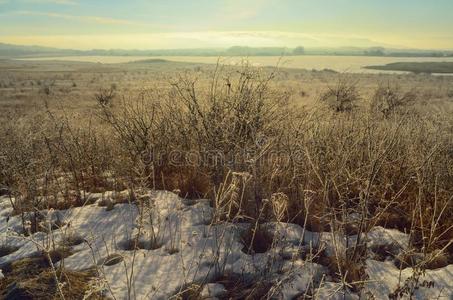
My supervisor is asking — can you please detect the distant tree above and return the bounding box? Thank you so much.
[364,47,385,56]
[293,46,305,55]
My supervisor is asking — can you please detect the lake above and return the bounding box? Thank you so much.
[18,55,453,73]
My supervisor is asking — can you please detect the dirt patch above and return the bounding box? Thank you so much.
[0,246,20,258]
[119,237,163,251]
[99,253,124,266]
[240,225,274,254]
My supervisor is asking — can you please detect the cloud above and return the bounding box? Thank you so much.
[164,31,391,48]
[23,0,78,5]
[15,11,142,25]
[219,0,271,21]
[0,31,401,50]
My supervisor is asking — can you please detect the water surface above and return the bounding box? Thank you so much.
[18,55,453,73]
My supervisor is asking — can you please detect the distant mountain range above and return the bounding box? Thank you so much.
[1,43,452,58]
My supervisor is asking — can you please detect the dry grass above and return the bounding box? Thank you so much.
[0,255,102,299]
[0,60,452,295]
[218,277,274,300]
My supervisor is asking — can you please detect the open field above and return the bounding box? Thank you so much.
[1,59,453,299]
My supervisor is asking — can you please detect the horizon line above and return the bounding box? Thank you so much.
[2,41,453,53]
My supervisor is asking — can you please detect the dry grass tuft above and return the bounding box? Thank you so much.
[0,256,102,299]
[215,275,274,300]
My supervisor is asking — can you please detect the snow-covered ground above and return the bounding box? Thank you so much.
[0,191,452,299]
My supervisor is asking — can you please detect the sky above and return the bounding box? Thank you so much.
[0,0,452,50]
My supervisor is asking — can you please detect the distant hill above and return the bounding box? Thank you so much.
[1,42,452,58]
[0,43,82,57]
[129,58,170,64]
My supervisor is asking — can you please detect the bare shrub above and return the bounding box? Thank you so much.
[447,89,453,98]
[371,83,418,117]
[320,76,361,112]
[168,63,294,212]
[96,92,168,189]
[95,87,116,106]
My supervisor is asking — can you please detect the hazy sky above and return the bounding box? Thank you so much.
[0,0,452,50]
